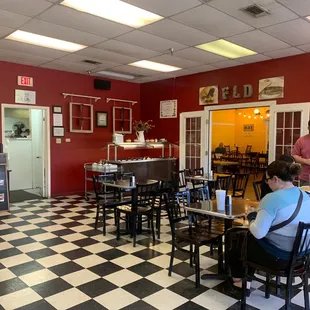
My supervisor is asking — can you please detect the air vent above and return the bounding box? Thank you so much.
[241,4,270,18]
[82,59,102,65]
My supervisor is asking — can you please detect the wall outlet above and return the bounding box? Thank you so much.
[56,138,61,144]
[65,138,71,142]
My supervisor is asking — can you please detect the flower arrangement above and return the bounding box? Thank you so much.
[133,120,154,132]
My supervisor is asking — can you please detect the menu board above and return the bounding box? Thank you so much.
[0,154,9,211]
[160,100,177,118]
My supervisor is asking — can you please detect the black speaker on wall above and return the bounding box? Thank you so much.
[94,79,111,90]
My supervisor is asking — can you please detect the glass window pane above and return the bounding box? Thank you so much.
[284,129,292,145]
[285,112,293,128]
[196,158,200,169]
[186,144,190,156]
[293,112,301,128]
[293,129,301,144]
[186,118,190,130]
[197,118,201,130]
[190,118,197,130]
[186,157,190,170]
[276,129,283,145]
[277,112,284,128]
[276,146,283,159]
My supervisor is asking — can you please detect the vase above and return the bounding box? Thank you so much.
[136,131,145,143]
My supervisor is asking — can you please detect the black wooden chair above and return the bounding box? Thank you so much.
[252,180,263,201]
[189,167,210,201]
[232,173,249,198]
[116,181,159,247]
[164,192,224,288]
[92,174,132,235]
[241,222,310,310]
[216,175,232,194]
[154,179,179,239]
[172,170,191,206]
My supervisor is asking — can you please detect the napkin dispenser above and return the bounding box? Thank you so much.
[113,133,124,144]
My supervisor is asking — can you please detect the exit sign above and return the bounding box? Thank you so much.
[17,76,33,87]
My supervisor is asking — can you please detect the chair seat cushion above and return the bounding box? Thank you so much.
[176,227,222,245]
[117,205,152,213]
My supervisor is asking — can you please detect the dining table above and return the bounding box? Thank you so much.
[213,160,240,173]
[184,198,259,280]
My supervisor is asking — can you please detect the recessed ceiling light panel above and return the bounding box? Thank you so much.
[196,39,257,59]
[129,60,181,72]
[96,70,135,79]
[6,30,86,52]
[61,0,163,28]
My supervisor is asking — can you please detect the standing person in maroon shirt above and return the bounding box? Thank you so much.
[292,120,310,186]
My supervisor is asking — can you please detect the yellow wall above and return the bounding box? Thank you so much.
[212,107,269,153]
[212,110,236,150]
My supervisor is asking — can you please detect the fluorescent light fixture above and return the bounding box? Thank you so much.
[61,0,163,28]
[196,39,256,59]
[306,16,310,21]
[129,60,181,72]
[96,70,135,80]
[6,30,86,52]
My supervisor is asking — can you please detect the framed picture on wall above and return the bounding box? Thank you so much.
[53,126,65,137]
[53,106,62,114]
[96,112,108,127]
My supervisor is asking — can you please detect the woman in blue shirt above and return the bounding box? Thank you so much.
[229,160,310,292]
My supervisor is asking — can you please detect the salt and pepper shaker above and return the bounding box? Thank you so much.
[225,195,232,215]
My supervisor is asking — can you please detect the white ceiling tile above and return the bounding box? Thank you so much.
[0,0,53,17]
[141,19,216,46]
[110,65,159,76]
[38,5,132,38]
[76,47,138,64]
[94,40,160,59]
[132,76,162,83]
[148,54,201,69]
[116,30,187,52]
[238,54,272,64]
[264,47,304,58]
[174,47,227,64]
[0,39,69,58]
[0,48,53,66]
[58,54,119,70]
[226,30,290,53]
[172,5,253,37]
[21,19,107,46]
[125,0,201,17]
[212,60,243,69]
[186,64,217,74]
[209,0,298,28]
[262,19,310,46]
[278,0,310,16]
[0,9,30,28]
[297,43,310,52]
[40,60,97,74]
[0,26,13,38]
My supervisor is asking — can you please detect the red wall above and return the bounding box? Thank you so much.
[0,61,140,196]
[140,53,310,143]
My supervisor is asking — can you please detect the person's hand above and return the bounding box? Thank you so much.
[247,206,257,222]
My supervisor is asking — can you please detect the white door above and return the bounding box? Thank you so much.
[31,109,45,196]
[180,111,207,171]
[269,103,310,162]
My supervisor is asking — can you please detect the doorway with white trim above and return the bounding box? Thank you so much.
[1,104,51,202]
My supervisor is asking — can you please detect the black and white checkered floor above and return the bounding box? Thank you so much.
[0,196,306,310]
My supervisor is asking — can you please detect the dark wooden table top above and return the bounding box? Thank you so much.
[185,198,259,219]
